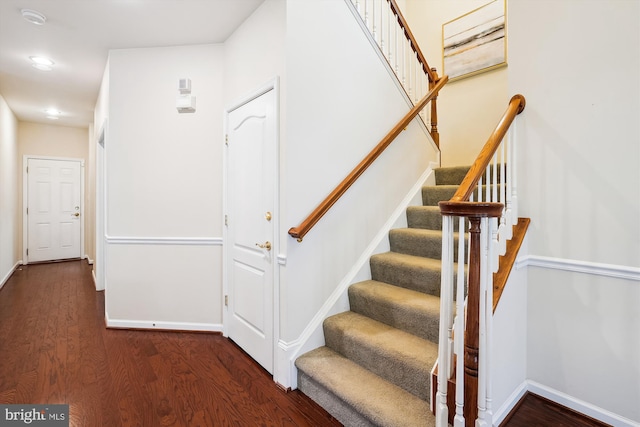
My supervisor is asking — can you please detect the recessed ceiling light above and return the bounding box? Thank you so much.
[29,56,54,71]
[30,56,54,66]
[46,116,60,120]
[45,108,61,116]
[21,9,47,25]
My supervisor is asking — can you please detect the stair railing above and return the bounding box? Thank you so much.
[436,95,526,427]
[347,0,442,146]
[288,76,447,242]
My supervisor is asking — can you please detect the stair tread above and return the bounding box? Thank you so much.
[349,280,440,342]
[324,311,437,399]
[296,346,435,427]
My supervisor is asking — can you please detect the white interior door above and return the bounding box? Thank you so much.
[27,158,82,263]
[225,87,276,374]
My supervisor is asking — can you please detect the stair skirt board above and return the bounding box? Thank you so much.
[296,165,480,425]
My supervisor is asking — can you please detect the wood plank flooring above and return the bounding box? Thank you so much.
[0,260,613,426]
[500,392,612,427]
[0,260,341,426]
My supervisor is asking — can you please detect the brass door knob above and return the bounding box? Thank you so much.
[255,241,271,251]
[265,211,272,221]
[73,213,80,217]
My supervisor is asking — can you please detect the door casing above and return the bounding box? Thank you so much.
[22,155,85,264]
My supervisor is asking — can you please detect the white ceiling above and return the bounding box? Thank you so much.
[0,0,264,128]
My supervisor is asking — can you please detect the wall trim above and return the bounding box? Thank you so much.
[516,255,640,281]
[526,381,638,427]
[105,236,222,246]
[106,316,223,333]
[0,261,22,291]
[493,381,528,425]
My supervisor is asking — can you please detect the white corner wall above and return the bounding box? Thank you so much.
[0,93,19,288]
[509,0,640,423]
[279,0,439,386]
[405,0,509,167]
[104,44,224,330]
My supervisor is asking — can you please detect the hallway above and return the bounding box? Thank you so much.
[0,261,340,426]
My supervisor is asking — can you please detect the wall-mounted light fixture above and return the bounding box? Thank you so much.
[176,78,196,113]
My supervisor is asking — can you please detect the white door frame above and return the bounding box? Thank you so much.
[223,77,280,378]
[22,155,85,264]
[95,120,107,292]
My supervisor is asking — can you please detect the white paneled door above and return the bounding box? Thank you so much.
[225,86,276,374]
[27,158,82,263]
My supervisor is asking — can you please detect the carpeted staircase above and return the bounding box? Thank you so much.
[296,165,474,427]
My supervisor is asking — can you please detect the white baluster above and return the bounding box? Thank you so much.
[477,176,483,202]
[394,19,399,75]
[476,218,490,427]
[454,216,466,427]
[485,218,495,425]
[499,139,510,250]
[437,215,455,427]
[511,119,519,222]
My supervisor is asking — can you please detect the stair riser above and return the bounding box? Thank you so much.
[297,371,376,427]
[389,230,466,260]
[406,207,442,230]
[323,320,432,400]
[370,258,441,296]
[422,184,504,206]
[434,165,506,186]
[348,285,440,342]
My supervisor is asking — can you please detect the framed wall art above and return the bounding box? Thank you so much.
[442,0,506,81]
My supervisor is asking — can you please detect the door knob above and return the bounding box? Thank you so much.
[255,241,271,251]
[73,213,80,217]
[265,211,272,221]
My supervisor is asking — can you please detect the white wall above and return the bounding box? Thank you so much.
[104,44,224,330]
[0,93,19,288]
[510,0,640,422]
[405,0,509,167]
[280,0,439,386]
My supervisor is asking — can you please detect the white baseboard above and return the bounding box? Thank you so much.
[0,261,22,291]
[524,381,638,427]
[493,381,528,425]
[493,380,639,426]
[106,316,223,333]
[84,255,94,265]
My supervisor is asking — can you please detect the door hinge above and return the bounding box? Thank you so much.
[26,248,29,256]
[26,207,28,215]
[224,295,228,307]
[225,134,229,146]
[26,166,28,173]
[224,215,228,226]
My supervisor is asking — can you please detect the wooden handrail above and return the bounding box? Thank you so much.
[387,0,437,82]
[451,94,526,202]
[288,75,448,241]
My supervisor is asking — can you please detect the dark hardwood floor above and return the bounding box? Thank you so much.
[0,260,341,426]
[0,260,613,427]
[500,392,612,427]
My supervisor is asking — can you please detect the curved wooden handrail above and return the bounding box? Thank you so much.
[387,0,437,82]
[288,75,449,242]
[451,94,526,202]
